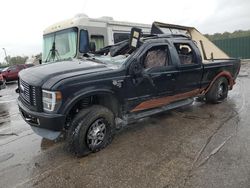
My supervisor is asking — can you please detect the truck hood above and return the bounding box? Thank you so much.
[19,59,111,87]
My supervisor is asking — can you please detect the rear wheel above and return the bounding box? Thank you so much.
[67,105,115,157]
[206,77,229,103]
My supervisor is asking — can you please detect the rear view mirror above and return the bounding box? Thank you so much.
[89,42,96,52]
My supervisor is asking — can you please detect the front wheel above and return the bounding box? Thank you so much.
[67,105,115,157]
[206,77,229,104]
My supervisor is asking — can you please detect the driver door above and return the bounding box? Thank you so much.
[128,44,177,112]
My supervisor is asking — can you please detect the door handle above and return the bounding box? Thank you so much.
[151,74,161,79]
[166,73,176,81]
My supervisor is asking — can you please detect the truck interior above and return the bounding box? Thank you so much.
[174,43,195,65]
[144,46,169,68]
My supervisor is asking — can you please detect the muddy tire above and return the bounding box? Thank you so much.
[206,77,229,104]
[67,105,115,157]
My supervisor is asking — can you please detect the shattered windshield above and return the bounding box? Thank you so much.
[89,40,133,68]
[42,27,78,63]
[93,55,129,68]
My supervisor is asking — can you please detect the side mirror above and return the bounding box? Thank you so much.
[129,60,149,86]
[89,42,96,52]
[129,60,143,76]
[129,27,142,49]
[7,69,10,72]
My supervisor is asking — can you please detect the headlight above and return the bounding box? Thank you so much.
[42,90,62,112]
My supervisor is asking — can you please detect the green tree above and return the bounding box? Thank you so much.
[205,29,250,41]
[5,55,28,65]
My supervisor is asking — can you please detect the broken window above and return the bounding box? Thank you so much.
[174,43,195,65]
[113,33,130,43]
[144,45,169,69]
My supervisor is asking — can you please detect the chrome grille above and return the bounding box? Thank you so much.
[31,86,36,106]
[20,79,36,106]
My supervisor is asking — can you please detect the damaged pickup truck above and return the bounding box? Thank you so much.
[17,24,240,156]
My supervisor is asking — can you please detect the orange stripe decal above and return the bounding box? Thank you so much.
[131,89,201,112]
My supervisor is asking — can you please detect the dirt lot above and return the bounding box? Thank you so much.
[0,62,250,188]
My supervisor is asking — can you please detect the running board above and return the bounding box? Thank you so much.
[116,98,194,127]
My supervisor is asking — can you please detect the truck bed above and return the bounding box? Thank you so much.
[201,58,241,89]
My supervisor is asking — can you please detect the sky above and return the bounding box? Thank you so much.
[0,0,250,62]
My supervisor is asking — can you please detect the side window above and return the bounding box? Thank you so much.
[113,33,151,44]
[90,35,104,51]
[174,43,196,65]
[143,45,170,69]
[113,33,130,43]
[9,66,17,71]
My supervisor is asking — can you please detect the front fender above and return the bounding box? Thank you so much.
[60,88,115,115]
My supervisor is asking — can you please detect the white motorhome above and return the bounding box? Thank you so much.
[42,14,151,62]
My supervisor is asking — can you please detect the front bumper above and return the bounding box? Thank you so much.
[17,97,66,139]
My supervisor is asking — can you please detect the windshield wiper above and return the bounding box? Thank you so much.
[45,41,61,63]
[81,53,106,64]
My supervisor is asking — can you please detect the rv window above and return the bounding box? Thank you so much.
[113,33,130,43]
[79,30,89,53]
[43,27,78,62]
[90,35,104,51]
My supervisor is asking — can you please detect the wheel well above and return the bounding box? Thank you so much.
[218,72,234,87]
[205,72,233,94]
[65,94,120,128]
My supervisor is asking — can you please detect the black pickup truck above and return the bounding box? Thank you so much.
[17,31,240,156]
